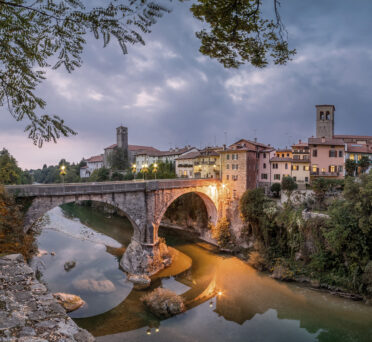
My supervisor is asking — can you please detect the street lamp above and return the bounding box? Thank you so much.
[141,163,149,180]
[131,163,137,179]
[153,163,158,179]
[60,165,66,183]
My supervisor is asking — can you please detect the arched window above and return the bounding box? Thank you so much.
[320,111,324,120]
[326,111,330,120]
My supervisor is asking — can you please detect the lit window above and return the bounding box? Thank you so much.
[330,165,336,172]
[322,168,326,172]
[312,165,318,173]
[350,154,354,160]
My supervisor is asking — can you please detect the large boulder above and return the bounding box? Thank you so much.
[120,239,172,276]
[141,288,185,318]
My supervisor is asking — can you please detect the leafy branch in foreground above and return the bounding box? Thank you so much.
[0,0,170,146]
[191,0,295,68]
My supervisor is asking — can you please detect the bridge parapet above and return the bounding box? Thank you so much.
[5,178,220,197]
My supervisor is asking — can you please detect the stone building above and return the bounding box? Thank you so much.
[220,139,270,199]
[103,126,160,168]
[316,105,335,139]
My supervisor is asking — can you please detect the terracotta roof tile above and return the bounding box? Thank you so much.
[270,157,293,162]
[86,155,103,163]
[308,137,345,146]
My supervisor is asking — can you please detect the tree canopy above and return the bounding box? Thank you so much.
[1,0,293,145]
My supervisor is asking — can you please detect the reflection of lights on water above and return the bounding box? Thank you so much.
[209,301,213,307]
[146,329,151,335]
[218,291,223,296]
[155,328,160,333]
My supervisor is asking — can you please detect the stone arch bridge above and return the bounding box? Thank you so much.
[5,179,225,275]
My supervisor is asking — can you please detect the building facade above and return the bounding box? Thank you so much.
[80,155,104,178]
[175,151,200,178]
[291,140,310,187]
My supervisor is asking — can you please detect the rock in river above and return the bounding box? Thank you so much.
[128,274,151,290]
[64,260,76,271]
[53,292,85,312]
[141,288,185,318]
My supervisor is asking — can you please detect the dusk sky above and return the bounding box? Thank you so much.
[1,0,372,169]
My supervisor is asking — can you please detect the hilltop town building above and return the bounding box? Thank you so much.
[80,154,104,178]
[175,151,200,178]
[193,147,221,179]
[291,141,310,187]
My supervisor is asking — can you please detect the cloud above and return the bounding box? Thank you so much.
[1,0,372,168]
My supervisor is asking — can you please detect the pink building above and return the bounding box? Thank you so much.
[257,148,276,191]
[308,137,345,179]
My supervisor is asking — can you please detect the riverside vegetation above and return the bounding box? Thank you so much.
[238,173,372,302]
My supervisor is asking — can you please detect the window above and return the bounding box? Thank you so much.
[304,165,310,171]
[285,163,288,170]
[338,165,343,172]
[235,164,239,170]
[326,111,330,120]
[263,163,266,169]
[305,177,309,182]
[263,153,266,158]
[312,165,318,173]
[226,175,229,180]
[226,164,230,169]
[330,165,336,173]
[329,150,337,157]
[338,151,343,157]
[183,170,187,176]
[227,154,230,160]
[312,149,317,157]
[293,177,297,181]
[320,111,324,120]
[232,175,238,181]
[293,155,300,160]
[272,163,278,169]
[261,173,268,180]
[321,168,326,173]
[286,153,290,157]
[281,153,285,158]
[274,174,281,180]
[350,154,354,160]
[292,165,299,171]
[232,164,235,170]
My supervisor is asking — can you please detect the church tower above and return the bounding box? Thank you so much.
[116,126,128,150]
[316,105,335,138]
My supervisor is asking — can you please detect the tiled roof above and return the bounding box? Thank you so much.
[334,134,372,140]
[270,157,292,162]
[276,148,292,152]
[136,147,196,157]
[229,138,271,150]
[346,144,372,153]
[308,137,345,146]
[104,144,160,153]
[176,151,201,160]
[292,142,308,148]
[86,155,103,163]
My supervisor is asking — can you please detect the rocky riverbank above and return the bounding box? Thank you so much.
[0,254,95,342]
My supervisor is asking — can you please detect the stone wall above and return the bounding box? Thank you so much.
[0,254,94,342]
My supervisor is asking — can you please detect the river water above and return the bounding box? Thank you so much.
[31,203,372,342]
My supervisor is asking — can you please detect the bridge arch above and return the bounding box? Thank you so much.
[155,190,218,228]
[23,194,142,240]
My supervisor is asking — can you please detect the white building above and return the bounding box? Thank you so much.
[175,151,200,178]
[80,155,104,178]
[135,146,198,171]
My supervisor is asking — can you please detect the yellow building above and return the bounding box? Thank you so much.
[193,147,221,179]
[291,140,310,188]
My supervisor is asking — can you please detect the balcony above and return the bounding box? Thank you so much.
[310,171,340,177]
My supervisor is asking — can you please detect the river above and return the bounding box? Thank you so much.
[31,203,372,342]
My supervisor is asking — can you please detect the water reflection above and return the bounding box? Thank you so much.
[32,203,372,342]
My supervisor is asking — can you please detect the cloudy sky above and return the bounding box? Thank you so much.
[1,0,372,169]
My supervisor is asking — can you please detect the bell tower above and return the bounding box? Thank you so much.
[316,105,335,138]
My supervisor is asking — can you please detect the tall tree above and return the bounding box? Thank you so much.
[359,156,370,174]
[0,148,22,184]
